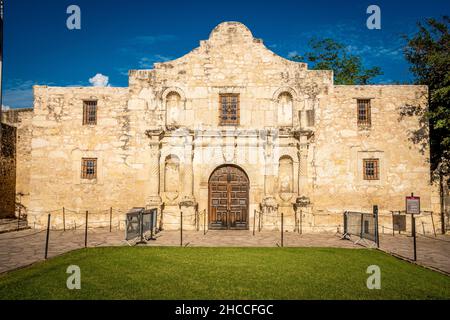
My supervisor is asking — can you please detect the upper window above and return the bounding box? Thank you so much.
[357,99,371,126]
[83,100,97,125]
[81,158,97,180]
[219,94,239,126]
[306,110,315,127]
[363,159,379,180]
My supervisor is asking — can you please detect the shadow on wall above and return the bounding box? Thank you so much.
[0,123,17,218]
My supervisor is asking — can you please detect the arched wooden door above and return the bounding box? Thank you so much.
[209,165,249,230]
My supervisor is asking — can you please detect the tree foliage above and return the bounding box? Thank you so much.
[291,38,382,85]
[403,16,450,177]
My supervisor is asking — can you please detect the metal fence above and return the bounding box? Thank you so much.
[125,208,158,242]
[343,208,379,247]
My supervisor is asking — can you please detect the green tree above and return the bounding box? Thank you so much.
[290,38,382,85]
[403,16,450,232]
[403,16,450,174]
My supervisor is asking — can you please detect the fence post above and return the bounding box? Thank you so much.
[258,211,261,232]
[180,211,183,247]
[109,207,112,232]
[253,210,256,236]
[63,207,66,232]
[360,213,364,239]
[45,214,51,259]
[373,205,379,248]
[85,210,88,248]
[412,215,417,261]
[281,212,284,247]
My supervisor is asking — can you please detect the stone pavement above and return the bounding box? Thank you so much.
[378,234,450,274]
[0,228,449,275]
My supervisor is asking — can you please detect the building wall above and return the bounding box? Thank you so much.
[25,22,440,232]
[0,123,16,218]
[2,109,34,216]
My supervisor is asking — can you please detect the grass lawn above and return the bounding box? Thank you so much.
[0,247,449,300]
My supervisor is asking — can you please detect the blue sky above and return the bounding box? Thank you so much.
[2,0,449,109]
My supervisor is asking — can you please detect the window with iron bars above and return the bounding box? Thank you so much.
[83,100,97,125]
[357,99,371,126]
[363,159,379,180]
[219,94,239,126]
[81,158,97,180]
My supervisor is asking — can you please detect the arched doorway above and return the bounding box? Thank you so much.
[209,165,249,230]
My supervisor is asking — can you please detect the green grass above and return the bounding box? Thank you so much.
[0,247,449,299]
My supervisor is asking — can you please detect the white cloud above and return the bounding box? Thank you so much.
[287,51,299,58]
[1,105,11,111]
[89,73,109,87]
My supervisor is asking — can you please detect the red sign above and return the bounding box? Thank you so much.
[406,196,420,215]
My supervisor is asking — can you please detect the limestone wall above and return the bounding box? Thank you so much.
[29,86,153,227]
[24,22,439,233]
[312,85,441,232]
[0,123,16,218]
[2,109,34,217]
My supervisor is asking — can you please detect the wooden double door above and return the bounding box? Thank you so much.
[209,165,249,230]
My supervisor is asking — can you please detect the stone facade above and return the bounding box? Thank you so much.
[0,109,33,218]
[0,123,16,218]
[25,22,441,233]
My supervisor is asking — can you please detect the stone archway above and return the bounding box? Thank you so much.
[208,165,249,230]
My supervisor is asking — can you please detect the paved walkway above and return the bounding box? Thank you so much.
[0,228,448,275]
[379,234,450,274]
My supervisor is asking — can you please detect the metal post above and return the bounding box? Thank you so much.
[84,210,88,248]
[180,211,183,247]
[258,211,261,232]
[109,207,112,232]
[374,205,379,248]
[44,214,51,259]
[360,213,364,239]
[412,215,417,261]
[63,207,66,232]
[281,212,284,247]
[253,210,256,236]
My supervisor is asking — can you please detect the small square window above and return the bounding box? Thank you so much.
[81,158,97,179]
[83,101,97,125]
[357,99,371,126]
[363,159,379,180]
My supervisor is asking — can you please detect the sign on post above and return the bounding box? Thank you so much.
[406,195,420,215]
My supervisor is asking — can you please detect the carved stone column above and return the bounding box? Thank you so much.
[260,131,278,230]
[145,129,163,227]
[179,132,197,230]
[298,136,309,195]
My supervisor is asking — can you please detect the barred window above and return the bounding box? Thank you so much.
[357,99,371,126]
[83,100,97,125]
[363,159,379,180]
[81,158,97,180]
[219,94,239,126]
